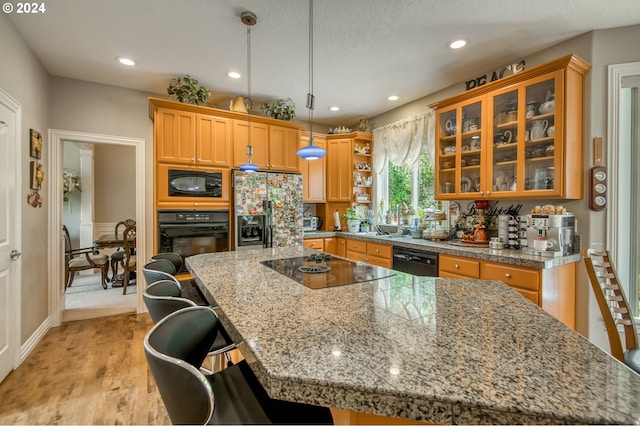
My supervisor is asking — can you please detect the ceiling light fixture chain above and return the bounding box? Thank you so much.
[240,11,259,172]
[297,0,326,160]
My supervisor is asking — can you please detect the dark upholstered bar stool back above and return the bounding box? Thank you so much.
[144,306,333,425]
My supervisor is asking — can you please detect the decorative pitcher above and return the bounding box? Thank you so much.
[530,119,548,140]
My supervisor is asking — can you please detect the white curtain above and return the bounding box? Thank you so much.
[372,109,435,175]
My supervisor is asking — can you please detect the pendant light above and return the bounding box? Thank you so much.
[239,11,259,172]
[297,0,326,160]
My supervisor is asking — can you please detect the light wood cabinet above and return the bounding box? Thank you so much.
[155,108,197,165]
[232,121,301,172]
[327,138,352,202]
[155,108,233,167]
[269,126,301,172]
[433,54,590,200]
[300,133,326,202]
[344,238,392,268]
[439,254,480,278]
[303,238,324,251]
[232,120,269,169]
[197,115,233,167]
[334,237,346,257]
[439,253,575,328]
[326,132,374,205]
[324,237,336,254]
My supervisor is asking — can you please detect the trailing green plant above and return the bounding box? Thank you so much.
[166,75,211,105]
[260,98,295,121]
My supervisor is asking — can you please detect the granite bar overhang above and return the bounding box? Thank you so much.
[187,247,640,424]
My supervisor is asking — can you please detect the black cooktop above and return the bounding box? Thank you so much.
[260,253,395,289]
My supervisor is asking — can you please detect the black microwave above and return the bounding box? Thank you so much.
[168,169,222,197]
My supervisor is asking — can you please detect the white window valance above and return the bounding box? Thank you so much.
[372,109,435,175]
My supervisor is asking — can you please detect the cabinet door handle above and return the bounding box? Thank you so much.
[454,264,460,269]
[376,249,380,253]
[192,158,196,163]
[505,273,512,278]
[486,191,491,196]
[480,191,484,195]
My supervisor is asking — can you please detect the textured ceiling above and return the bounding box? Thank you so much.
[6,0,640,126]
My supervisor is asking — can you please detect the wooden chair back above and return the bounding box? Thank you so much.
[115,219,135,239]
[583,249,638,361]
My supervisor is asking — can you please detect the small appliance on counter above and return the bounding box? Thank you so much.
[302,216,321,232]
[522,212,576,257]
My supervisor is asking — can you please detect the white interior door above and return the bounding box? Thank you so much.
[0,95,19,383]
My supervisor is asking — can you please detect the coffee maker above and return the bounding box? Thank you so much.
[522,213,576,257]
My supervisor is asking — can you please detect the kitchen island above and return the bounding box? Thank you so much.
[187,247,640,424]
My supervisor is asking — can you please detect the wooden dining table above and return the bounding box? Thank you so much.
[94,234,135,284]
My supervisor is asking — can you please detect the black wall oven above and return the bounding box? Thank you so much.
[168,169,222,197]
[158,210,229,272]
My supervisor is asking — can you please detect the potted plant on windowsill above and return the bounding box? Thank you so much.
[342,207,362,233]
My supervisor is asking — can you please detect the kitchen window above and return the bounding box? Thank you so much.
[380,147,436,213]
[372,110,438,221]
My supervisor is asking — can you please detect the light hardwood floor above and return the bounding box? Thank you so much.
[0,313,171,425]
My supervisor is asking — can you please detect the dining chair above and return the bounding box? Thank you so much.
[144,306,333,425]
[583,248,640,373]
[63,225,109,290]
[143,280,237,373]
[110,219,135,280]
[121,224,137,295]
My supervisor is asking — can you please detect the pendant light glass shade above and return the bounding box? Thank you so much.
[297,137,326,160]
[298,0,326,160]
[240,11,259,172]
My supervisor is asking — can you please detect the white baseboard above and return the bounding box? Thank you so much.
[19,316,51,366]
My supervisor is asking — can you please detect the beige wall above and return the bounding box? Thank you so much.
[94,144,136,223]
[0,14,51,343]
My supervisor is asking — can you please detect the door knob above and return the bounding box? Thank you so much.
[10,250,21,261]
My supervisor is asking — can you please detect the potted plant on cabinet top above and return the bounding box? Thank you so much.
[260,98,296,121]
[166,75,211,105]
[342,207,362,233]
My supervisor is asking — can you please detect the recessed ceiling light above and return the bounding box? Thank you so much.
[329,106,340,112]
[448,39,467,49]
[387,95,399,101]
[226,71,241,79]
[115,56,136,66]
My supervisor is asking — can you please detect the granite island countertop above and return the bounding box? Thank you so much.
[187,247,640,424]
[304,230,581,269]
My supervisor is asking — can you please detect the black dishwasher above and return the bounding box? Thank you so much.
[392,247,438,276]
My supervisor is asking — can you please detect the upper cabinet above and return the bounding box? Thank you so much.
[149,98,304,173]
[232,120,269,169]
[154,108,232,168]
[326,132,373,204]
[231,121,302,172]
[300,132,326,202]
[433,54,591,200]
[268,125,301,172]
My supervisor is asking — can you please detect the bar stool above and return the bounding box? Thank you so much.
[144,306,333,424]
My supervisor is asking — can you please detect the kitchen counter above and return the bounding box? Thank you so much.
[186,247,640,424]
[304,231,581,269]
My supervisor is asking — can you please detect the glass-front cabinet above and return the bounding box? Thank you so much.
[434,54,590,200]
